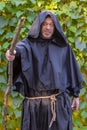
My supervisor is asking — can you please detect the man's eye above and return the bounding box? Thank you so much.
[43,23,47,26]
[43,23,52,26]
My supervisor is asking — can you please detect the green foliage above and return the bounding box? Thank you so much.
[0,0,87,129]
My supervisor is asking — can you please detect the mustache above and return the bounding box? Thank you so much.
[44,30,52,33]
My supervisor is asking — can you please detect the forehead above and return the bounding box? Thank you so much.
[44,16,54,23]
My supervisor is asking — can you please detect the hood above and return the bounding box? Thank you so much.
[28,10,68,46]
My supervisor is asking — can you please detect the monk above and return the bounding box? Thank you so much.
[6,10,83,130]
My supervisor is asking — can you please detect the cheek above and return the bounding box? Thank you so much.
[51,28,54,34]
[52,27,55,32]
[41,27,46,34]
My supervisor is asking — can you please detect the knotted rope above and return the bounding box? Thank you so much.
[26,92,62,128]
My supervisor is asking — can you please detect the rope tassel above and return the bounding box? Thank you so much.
[49,95,56,128]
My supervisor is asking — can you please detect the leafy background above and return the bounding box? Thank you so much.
[0,0,87,130]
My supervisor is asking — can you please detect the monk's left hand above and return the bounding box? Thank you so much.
[71,97,79,112]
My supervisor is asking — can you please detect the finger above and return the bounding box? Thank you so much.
[72,102,79,112]
[5,50,15,61]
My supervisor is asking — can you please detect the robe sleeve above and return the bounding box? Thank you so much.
[12,40,31,96]
[13,47,21,79]
[12,47,23,92]
[68,45,83,97]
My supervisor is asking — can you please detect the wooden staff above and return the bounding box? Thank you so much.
[3,17,25,130]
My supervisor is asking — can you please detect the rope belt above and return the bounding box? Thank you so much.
[26,92,62,128]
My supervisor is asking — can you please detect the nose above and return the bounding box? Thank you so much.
[46,24,51,29]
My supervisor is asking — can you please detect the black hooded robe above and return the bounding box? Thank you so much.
[12,11,83,130]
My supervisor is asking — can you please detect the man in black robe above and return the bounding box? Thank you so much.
[6,10,83,130]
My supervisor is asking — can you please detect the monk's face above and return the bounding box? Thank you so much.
[41,16,55,39]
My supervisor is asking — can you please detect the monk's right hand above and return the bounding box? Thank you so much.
[5,50,16,61]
